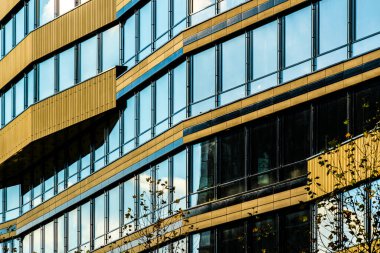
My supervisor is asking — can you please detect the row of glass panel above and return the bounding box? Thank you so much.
[5,75,380,228]
[0,0,90,59]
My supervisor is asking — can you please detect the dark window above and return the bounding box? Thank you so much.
[191,230,215,253]
[251,216,277,253]
[315,93,347,153]
[218,222,246,253]
[219,129,245,198]
[250,117,277,188]
[283,209,310,252]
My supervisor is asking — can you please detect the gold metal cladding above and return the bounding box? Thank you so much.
[0,68,116,167]
[0,0,20,22]
[0,0,115,91]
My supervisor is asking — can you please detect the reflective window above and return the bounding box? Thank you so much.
[68,209,78,250]
[139,170,151,219]
[191,230,215,253]
[4,89,13,125]
[15,7,25,44]
[28,0,36,33]
[219,129,245,198]
[57,215,65,253]
[80,36,98,82]
[155,73,169,135]
[173,150,187,210]
[45,221,54,253]
[191,0,216,25]
[219,222,245,253]
[250,117,277,188]
[172,62,187,124]
[139,2,152,59]
[356,0,380,39]
[6,185,20,211]
[156,0,169,48]
[221,35,245,105]
[4,20,13,55]
[94,194,105,248]
[108,186,120,241]
[39,0,55,26]
[15,78,25,117]
[108,117,120,163]
[192,47,215,115]
[251,217,277,252]
[156,159,169,217]
[33,228,41,253]
[191,139,215,206]
[251,21,277,93]
[124,178,135,233]
[39,56,55,100]
[173,0,186,35]
[27,69,35,107]
[284,7,311,81]
[138,85,152,144]
[81,202,91,248]
[123,96,136,153]
[59,47,75,91]
[102,25,120,71]
[219,0,244,13]
[123,16,136,67]
[59,0,76,15]
[317,0,347,69]
[94,142,105,171]
[284,210,310,252]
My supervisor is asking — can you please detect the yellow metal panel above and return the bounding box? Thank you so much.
[0,0,115,90]
[0,0,20,22]
[116,0,131,12]
[0,69,116,166]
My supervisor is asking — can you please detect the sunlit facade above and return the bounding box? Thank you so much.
[0,0,379,252]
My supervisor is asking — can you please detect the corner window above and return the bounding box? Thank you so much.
[102,25,120,71]
[15,78,25,117]
[59,47,75,91]
[38,56,55,101]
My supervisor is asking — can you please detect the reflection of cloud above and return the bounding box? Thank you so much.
[193,0,214,12]
[60,0,76,15]
[173,177,186,198]
[42,0,54,24]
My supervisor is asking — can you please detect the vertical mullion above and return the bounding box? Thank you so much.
[215,45,220,108]
[152,82,156,137]
[186,57,191,118]
[278,17,284,85]
[55,55,59,93]
[168,69,174,127]
[245,31,250,96]
[98,33,102,73]
[312,1,318,72]
[348,0,355,58]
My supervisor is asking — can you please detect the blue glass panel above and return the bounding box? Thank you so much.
[252,21,277,79]
[123,96,136,153]
[285,7,311,67]
[139,2,152,60]
[94,194,105,248]
[155,74,169,135]
[6,185,19,211]
[15,7,25,44]
[353,34,380,56]
[81,202,91,246]
[39,0,55,26]
[4,20,13,55]
[172,62,186,125]
[218,0,244,13]
[156,0,169,48]
[27,69,35,107]
[4,89,13,125]
[108,117,120,163]
[316,47,347,70]
[192,47,215,115]
[123,178,135,233]
[173,150,187,210]
[282,61,311,83]
[108,187,120,240]
[123,16,136,67]
[139,85,152,144]
[191,0,215,25]
[221,35,245,105]
[356,0,380,39]
[39,57,55,100]
[173,0,187,27]
[57,215,65,253]
[28,0,36,33]
[15,78,25,117]
[102,25,120,71]
[59,47,75,91]
[80,36,98,82]
[319,0,347,53]
[68,209,78,250]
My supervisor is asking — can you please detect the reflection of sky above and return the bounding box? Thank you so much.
[60,0,76,15]
[193,0,215,13]
[42,0,54,24]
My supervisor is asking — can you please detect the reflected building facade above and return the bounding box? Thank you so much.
[0,0,379,252]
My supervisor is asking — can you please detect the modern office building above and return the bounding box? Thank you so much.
[0,0,379,252]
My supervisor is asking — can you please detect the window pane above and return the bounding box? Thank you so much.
[94,194,105,248]
[156,0,169,48]
[252,21,277,79]
[356,0,380,39]
[108,117,120,162]
[102,25,120,71]
[39,57,55,100]
[123,16,136,67]
[172,62,186,124]
[251,216,277,252]
[28,0,36,33]
[27,69,35,107]
[219,222,245,253]
[68,209,78,250]
[39,0,55,26]
[191,0,216,25]
[124,178,135,233]
[139,2,152,59]
[219,129,245,197]
[7,185,20,211]
[59,0,75,15]
[108,187,120,237]
[4,89,13,125]
[45,221,54,253]
[33,228,41,253]
[4,20,13,55]
[80,36,98,82]
[319,0,347,53]
[191,139,215,206]
[59,47,75,91]
[192,48,215,115]
[123,96,136,152]
[139,85,152,144]
[221,35,245,105]
[191,230,215,253]
[315,94,347,153]
[173,0,186,34]
[15,7,25,44]
[285,7,311,67]
[139,170,151,219]
[156,159,169,217]
[94,142,105,171]
[250,117,277,188]
[57,215,65,253]
[15,78,25,117]
[284,210,310,252]
[173,150,187,210]
[219,0,244,13]
[155,73,169,135]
